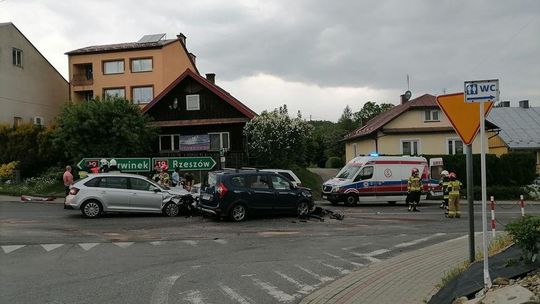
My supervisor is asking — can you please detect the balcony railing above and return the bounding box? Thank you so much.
[71,73,93,86]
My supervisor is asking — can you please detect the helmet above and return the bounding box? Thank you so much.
[441,170,449,176]
[100,158,108,166]
[412,168,419,175]
[160,162,168,171]
[109,159,117,166]
[449,172,456,179]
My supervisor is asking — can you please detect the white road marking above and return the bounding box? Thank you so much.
[241,274,255,277]
[213,239,228,245]
[251,277,297,303]
[1,245,25,254]
[316,260,351,275]
[150,241,164,246]
[274,271,315,294]
[295,265,334,283]
[150,274,182,304]
[180,290,207,304]
[219,283,254,304]
[324,253,364,267]
[363,249,390,256]
[113,242,134,248]
[182,240,198,246]
[41,244,63,252]
[191,265,201,269]
[78,243,99,251]
[394,233,446,248]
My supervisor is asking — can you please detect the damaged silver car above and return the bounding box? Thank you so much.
[64,173,193,218]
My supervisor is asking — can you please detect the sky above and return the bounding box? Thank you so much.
[1,0,539,121]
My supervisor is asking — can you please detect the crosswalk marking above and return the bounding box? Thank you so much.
[213,239,228,245]
[1,245,25,254]
[251,277,297,303]
[41,244,63,252]
[150,241,164,246]
[113,242,134,248]
[317,260,351,275]
[150,274,182,304]
[363,249,390,256]
[394,233,446,248]
[274,271,315,294]
[295,265,334,283]
[180,290,207,304]
[219,283,254,304]
[79,243,99,251]
[182,240,198,246]
[324,252,364,267]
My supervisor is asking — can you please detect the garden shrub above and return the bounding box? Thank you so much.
[506,215,540,262]
[325,156,343,168]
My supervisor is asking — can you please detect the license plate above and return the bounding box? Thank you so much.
[322,195,327,200]
[202,194,212,200]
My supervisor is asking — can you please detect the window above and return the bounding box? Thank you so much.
[186,95,200,111]
[424,109,440,122]
[271,175,290,190]
[13,117,22,128]
[352,143,358,157]
[447,138,464,155]
[98,177,128,189]
[103,60,124,74]
[131,58,152,72]
[209,132,230,151]
[402,139,419,155]
[249,175,271,189]
[132,86,153,104]
[230,176,247,188]
[354,166,374,181]
[84,178,100,188]
[12,48,23,67]
[130,178,152,191]
[104,88,125,98]
[159,135,180,152]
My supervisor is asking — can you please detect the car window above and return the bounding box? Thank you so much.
[84,177,100,187]
[249,175,270,189]
[355,166,374,181]
[130,178,151,191]
[278,172,294,182]
[230,176,247,188]
[98,177,128,189]
[271,175,290,190]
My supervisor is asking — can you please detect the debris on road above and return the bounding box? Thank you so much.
[300,206,344,222]
[20,195,56,202]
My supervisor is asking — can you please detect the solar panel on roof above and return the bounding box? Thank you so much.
[137,33,166,43]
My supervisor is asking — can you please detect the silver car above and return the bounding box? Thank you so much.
[64,173,191,218]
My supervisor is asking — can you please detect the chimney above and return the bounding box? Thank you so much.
[519,100,529,109]
[176,33,186,45]
[206,73,215,84]
[499,101,510,107]
[400,94,407,104]
[188,52,196,65]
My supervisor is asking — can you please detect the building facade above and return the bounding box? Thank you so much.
[65,33,197,103]
[0,22,68,127]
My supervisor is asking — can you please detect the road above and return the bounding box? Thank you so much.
[1,199,538,304]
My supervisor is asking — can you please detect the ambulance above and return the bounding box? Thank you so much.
[322,155,433,206]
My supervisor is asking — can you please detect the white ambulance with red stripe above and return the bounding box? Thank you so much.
[322,155,431,206]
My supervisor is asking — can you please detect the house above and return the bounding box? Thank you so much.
[65,33,197,103]
[488,100,540,173]
[142,69,257,168]
[0,22,68,127]
[343,93,495,162]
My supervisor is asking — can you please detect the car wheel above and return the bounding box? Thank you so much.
[344,194,358,206]
[388,201,396,205]
[329,199,339,206]
[229,204,247,222]
[163,202,179,217]
[297,201,310,216]
[81,200,102,218]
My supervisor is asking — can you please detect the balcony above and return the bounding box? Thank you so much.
[71,73,94,86]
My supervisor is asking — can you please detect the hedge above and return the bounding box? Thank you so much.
[326,156,343,168]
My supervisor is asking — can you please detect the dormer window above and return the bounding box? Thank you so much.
[424,109,440,122]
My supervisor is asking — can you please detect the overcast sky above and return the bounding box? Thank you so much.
[2,0,539,121]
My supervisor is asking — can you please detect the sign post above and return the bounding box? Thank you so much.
[464,79,499,289]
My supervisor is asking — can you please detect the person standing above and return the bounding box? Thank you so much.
[99,159,109,173]
[447,172,463,218]
[439,170,450,216]
[63,165,74,197]
[171,168,180,187]
[407,168,422,212]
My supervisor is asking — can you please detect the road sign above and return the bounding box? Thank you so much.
[464,79,499,103]
[436,93,493,145]
[152,157,217,171]
[77,158,151,172]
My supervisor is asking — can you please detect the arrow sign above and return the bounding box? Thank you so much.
[464,79,499,103]
[437,93,493,145]
[152,157,217,171]
[467,95,495,101]
[77,158,151,172]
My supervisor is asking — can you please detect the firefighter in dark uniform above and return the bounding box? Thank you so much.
[407,168,422,212]
[439,170,450,216]
[447,172,463,218]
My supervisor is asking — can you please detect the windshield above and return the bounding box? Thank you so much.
[336,163,362,179]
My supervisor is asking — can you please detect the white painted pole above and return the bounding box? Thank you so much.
[490,196,496,238]
[520,194,525,217]
[480,101,492,288]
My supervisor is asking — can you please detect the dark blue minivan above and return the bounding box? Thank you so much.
[198,170,313,221]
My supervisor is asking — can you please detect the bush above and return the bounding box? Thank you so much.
[0,161,19,181]
[325,157,343,168]
[506,215,540,262]
[472,186,526,201]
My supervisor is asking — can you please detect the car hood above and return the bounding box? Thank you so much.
[323,178,352,187]
[165,188,191,196]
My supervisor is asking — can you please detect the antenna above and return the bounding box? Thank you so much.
[406,74,410,91]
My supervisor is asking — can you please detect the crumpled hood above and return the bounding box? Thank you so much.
[166,188,191,197]
[323,178,352,187]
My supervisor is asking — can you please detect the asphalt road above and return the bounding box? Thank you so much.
[1,199,538,304]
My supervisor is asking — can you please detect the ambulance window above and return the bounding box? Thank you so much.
[358,166,374,180]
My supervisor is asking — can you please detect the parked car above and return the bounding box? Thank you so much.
[198,170,313,222]
[64,173,192,218]
[260,169,303,187]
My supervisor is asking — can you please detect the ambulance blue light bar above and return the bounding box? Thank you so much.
[370,153,379,157]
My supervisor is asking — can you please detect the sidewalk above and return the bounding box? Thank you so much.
[300,234,476,304]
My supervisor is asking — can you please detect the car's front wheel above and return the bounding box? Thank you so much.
[344,194,358,206]
[163,202,179,217]
[81,200,102,218]
[297,201,310,216]
[229,204,247,222]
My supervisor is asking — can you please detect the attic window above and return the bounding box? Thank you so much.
[424,109,440,122]
[186,95,200,111]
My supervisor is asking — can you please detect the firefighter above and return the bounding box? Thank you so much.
[439,170,450,216]
[99,159,109,173]
[108,159,120,173]
[407,168,422,212]
[447,172,462,218]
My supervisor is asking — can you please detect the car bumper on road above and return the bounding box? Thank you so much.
[321,192,344,201]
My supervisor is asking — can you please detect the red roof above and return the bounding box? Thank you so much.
[344,94,437,141]
[142,69,257,119]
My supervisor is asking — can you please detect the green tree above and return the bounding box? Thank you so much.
[244,107,313,168]
[353,101,395,126]
[52,97,158,163]
[338,105,356,133]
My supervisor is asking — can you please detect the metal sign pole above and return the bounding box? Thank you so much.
[466,144,475,263]
[479,101,492,288]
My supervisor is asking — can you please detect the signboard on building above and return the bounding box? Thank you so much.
[179,135,210,151]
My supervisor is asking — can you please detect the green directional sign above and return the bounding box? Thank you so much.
[153,157,217,171]
[77,158,152,172]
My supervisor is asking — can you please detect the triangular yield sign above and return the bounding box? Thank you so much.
[437,93,493,145]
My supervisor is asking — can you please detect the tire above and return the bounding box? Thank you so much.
[163,202,179,217]
[297,201,310,216]
[388,201,396,205]
[81,200,102,218]
[229,204,247,222]
[344,194,358,206]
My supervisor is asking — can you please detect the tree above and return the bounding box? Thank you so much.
[338,105,356,133]
[353,101,395,126]
[52,97,158,163]
[244,108,313,168]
